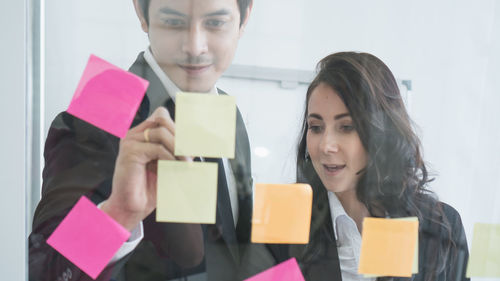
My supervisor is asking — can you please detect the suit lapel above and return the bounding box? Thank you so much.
[308,195,343,280]
[292,183,342,280]
[128,51,168,120]
[218,90,253,246]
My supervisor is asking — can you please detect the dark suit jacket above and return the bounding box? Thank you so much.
[269,195,470,281]
[29,53,274,281]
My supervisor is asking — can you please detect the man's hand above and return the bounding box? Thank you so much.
[101,107,190,231]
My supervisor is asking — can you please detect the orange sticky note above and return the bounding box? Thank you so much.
[251,183,312,244]
[358,217,418,277]
[363,217,419,278]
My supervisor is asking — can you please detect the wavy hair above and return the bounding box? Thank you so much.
[294,52,453,280]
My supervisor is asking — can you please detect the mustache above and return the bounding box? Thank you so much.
[176,56,212,65]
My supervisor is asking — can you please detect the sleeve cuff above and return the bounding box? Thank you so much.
[109,221,144,263]
[97,201,144,264]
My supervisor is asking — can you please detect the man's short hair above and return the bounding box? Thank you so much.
[138,0,252,27]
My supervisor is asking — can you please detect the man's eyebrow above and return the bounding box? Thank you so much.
[159,7,187,17]
[157,8,230,18]
[204,9,231,17]
[334,113,350,120]
[307,113,323,120]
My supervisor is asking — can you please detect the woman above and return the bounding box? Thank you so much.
[270,52,469,281]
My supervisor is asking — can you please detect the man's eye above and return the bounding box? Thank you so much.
[205,19,225,28]
[163,18,186,27]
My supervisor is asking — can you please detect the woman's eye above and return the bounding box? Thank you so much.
[308,125,322,133]
[340,124,355,132]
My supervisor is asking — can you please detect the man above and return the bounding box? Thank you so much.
[29,0,274,280]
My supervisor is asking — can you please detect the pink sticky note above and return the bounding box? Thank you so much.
[67,54,149,138]
[244,258,305,281]
[47,196,130,279]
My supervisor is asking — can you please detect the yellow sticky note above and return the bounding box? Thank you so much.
[466,223,500,277]
[364,217,419,278]
[358,217,418,277]
[175,92,236,158]
[156,160,218,224]
[251,183,312,244]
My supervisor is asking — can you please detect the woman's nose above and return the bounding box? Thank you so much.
[320,132,340,154]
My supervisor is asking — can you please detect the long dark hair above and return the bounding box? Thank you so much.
[294,52,453,280]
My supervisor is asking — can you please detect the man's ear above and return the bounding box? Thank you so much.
[133,0,149,33]
[239,0,253,37]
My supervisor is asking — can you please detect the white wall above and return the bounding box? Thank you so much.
[226,0,500,248]
[44,0,148,132]
[0,0,27,280]
[218,77,307,184]
[228,0,500,247]
[42,1,500,279]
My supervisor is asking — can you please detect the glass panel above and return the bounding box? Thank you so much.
[28,0,500,280]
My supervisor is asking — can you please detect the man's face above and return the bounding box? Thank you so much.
[136,0,249,93]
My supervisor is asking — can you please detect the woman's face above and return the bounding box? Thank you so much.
[306,82,368,194]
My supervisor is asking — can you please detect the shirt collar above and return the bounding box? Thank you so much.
[327,191,349,240]
[143,47,218,106]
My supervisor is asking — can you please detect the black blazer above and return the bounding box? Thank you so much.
[269,195,470,281]
[29,53,274,281]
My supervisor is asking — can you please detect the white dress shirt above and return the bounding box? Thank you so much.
[328,191,375,281]
[143,48,239,226]
[105,48,240,263]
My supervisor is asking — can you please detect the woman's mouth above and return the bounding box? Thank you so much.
[323,164,346,175]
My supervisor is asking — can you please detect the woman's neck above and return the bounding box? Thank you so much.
[335,189,370,233]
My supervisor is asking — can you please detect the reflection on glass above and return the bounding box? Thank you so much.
[27,0,500,280]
